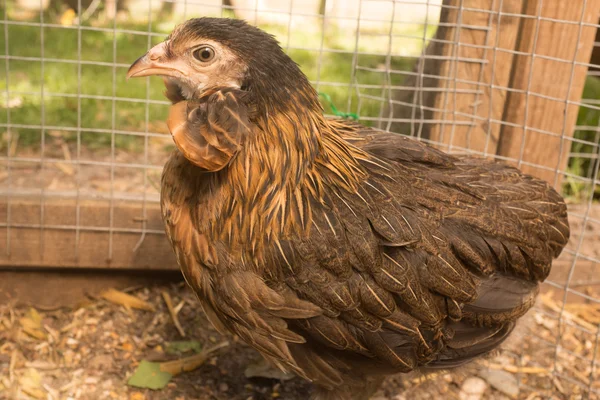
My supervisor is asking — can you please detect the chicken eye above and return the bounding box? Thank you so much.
[193,46,215,62]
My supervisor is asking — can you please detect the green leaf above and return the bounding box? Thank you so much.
[165,340,202,355]
[127,360,172,390]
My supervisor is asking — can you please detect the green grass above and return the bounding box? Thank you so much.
[565,75,600,201]
[0,11,421,155]
[0,19,171,151]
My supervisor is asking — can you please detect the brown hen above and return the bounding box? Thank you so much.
[127,18,570,400]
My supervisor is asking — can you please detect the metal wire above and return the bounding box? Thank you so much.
[1,0,599,396]
[3,0,11,257]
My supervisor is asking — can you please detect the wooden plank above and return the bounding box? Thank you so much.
[428,0,524,153]
[496,0,600,186]
[0,196,178,270]
[0,269,182,309]
[389,0,523,155]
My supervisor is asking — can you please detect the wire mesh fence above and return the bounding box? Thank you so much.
[1,0,599,397]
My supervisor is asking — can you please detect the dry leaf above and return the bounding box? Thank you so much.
[160,341,229,376]
[19,308,46,340]
[25,308,42,327]
[100,289,155,312]
[129,391,147,400]
[19,368,46,399]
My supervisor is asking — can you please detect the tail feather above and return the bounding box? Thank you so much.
[428,321,515,369]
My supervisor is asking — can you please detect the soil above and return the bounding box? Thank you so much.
[1,276,599,400]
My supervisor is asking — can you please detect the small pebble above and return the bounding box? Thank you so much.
[219,382,229,392]
[459,376,488,400]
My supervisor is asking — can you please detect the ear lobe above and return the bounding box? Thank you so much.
[163,77,185,104]
[167,90,252,171]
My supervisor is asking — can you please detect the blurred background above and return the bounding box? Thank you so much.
[1,0,599,399]
[1,0,599,204]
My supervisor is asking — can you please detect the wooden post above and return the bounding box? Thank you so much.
[389,0,524,154]
[589,17,600,73]
[496,0,600,187]
[425,0,526,155]
[389,0,599,188]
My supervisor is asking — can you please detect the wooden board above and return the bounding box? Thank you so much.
[0,269,182,309]
[497,0,600,187]
[0,196,178,270]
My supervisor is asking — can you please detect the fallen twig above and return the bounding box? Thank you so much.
[552,376,566,396]
[162,291,186,337]
[484,362,550,375]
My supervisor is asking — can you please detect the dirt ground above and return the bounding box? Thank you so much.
[1,276,599,400]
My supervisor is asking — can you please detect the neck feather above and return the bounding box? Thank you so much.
[214,96,368,248]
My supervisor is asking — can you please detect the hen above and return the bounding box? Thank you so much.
[127,18,570,400]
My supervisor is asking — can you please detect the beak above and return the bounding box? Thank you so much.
[126,41,189,79]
